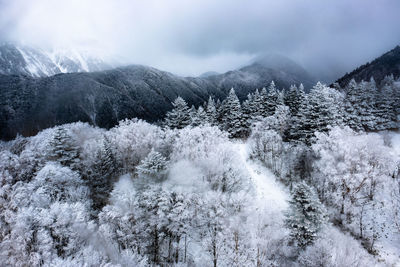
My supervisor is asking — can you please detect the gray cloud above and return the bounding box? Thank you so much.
[0,0,399,81]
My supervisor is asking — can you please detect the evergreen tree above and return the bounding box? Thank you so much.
[189,105,200,126]
[165,97,191,129]
[286,87,309,143]
[343,79,363,131]
[308,82,338,134]
[219,88,247,138]
[88,137,119,210]
[241,91,262,128]
[49,126,80,170]
[375,79,398,130]
[241,92,254,126]
[197,106,209,126]
[252,89,264,118]
[259,87,269,117]
[206,96,218,126]
[358,79,378,131]
[284,85,299,114]
[265,81,279,116]
[285,182,326,249]
[137,149,168,181]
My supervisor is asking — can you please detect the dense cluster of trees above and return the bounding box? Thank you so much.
[165,76,400,143]
[0,75,399,266]
[244,76,400,262]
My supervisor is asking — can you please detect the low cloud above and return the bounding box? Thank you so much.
[0,0,399,81]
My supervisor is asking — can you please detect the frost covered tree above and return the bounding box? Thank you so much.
[343,79,364,131]
[219,88,247,138]
[191,106,208,126]
[375,80,398,130]
[48,126,80,169]
[285,182,326,249]
[206,96,218,126]
[165,97,191,129]
[86,137,119,210]
[287,82,343,145]
[312,127,396,250]
[136,149,168,181]
[265,81,280,116]
[286,85,308,143]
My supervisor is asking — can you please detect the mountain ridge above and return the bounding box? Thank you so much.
[0,58,315,140]
[335,45,400,87]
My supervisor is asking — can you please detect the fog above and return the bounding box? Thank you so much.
[0,0,399,81]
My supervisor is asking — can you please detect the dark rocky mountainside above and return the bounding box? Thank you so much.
[0,56,315,140]
[336,45,400,87]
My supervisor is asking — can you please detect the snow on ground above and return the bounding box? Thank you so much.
[378,131,400,266]
[234,142,289,212]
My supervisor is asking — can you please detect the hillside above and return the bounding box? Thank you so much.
[336,45,400,87]
[0,57,315,140]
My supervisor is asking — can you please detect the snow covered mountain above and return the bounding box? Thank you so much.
[0,44,112,77]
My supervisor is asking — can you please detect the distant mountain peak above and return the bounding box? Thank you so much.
[199,71,219,78]
[0,43,112,77]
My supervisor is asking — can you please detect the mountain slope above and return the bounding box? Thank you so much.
[0,44,111,77]
[0,58,315,140]
[335,45,400,87]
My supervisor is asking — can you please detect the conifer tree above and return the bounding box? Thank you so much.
[88,137,119,210]
[285,182,326,249]
[356,79,377,131]
[219,88,247,138]
[265,81,279,116]
[375,78,398,130]
[206,96,218,126]
[137,149,168,181]
[165,97,191,129]
[286,87,308,143]
[284,85,299,114]
[49,126,80,170]
[259,87,269,117]
[343,79,363,131]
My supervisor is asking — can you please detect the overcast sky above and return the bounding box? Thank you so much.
[0,0,399,81]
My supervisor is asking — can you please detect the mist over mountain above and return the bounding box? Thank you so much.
[0,43,112,77]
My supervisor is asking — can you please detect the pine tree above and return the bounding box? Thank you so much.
[259,87,269,117]
[285,182,326,249]
[189,105,200,126]
[284,85,299,114]
[219,88,247,138]
[242,91,262,128]
[265,81,279,116]
[48,126,80,170]
[308,82,337,134]
[136,149,168,181]
[206,96,218,126]
[286,87,310,144]
[343,79,363,131]
[165,97,191,129]
[356,79,377,131]
[241,92,254,126]
[197,106,209,126]
[88,137,119,211]
[375,79,398,130]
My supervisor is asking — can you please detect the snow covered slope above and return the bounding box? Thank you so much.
[236,142,288,211]
[0,43,111,77]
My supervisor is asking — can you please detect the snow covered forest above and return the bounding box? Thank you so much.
[1,76,400,266]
